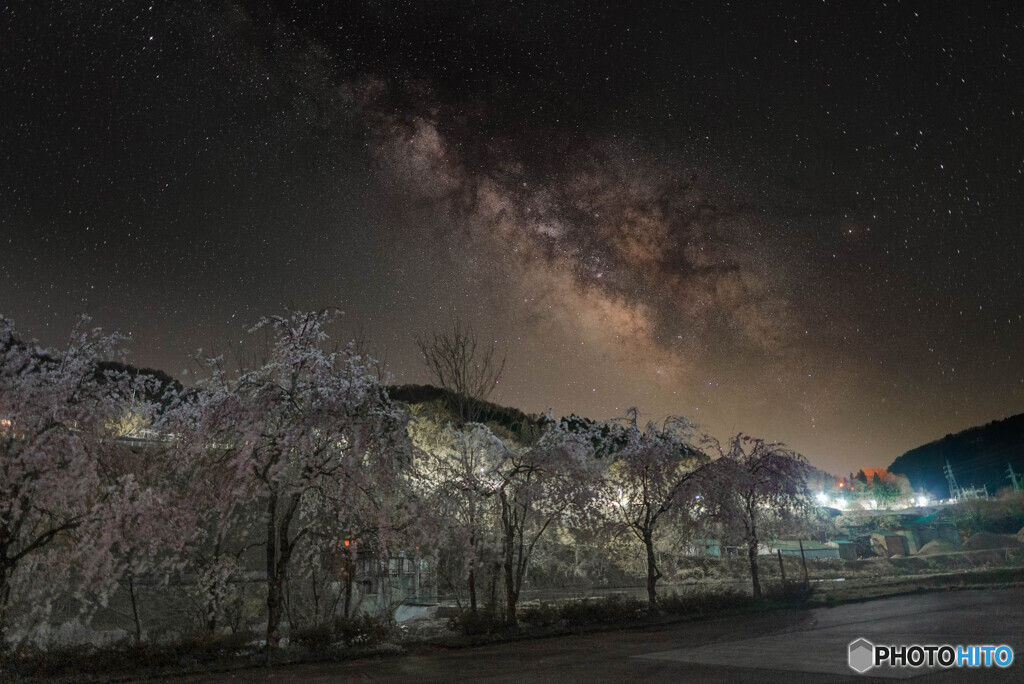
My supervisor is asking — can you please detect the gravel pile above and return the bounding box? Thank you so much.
[917,540,963,555]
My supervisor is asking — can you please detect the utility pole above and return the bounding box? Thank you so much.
[1008,464,1021,492]
[944,460,961,501]
[798,539,809,590]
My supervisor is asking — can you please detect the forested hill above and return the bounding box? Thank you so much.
[387,383,541,435]
[888,413,1024,498]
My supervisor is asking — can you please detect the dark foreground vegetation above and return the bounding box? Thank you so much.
[0,583,812,681]
[10,567,1024,683]
[6,492,1024,680]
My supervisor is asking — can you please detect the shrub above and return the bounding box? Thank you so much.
[518,602,562,627]
[953,495,1024,537]
[657,588,755,616]
[290,614,393,650]
[6,631,256,679]
[447,608,506,636]
[556,595,646,625]
[332,614,393,646]
[289,622,335,650]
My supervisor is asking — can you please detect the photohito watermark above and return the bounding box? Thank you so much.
[848,638,1014,673]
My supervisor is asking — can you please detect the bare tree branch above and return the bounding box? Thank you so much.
[414,319,506,424]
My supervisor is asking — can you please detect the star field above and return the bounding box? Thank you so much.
[2,1,1023,475]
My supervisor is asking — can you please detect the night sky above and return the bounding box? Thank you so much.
[3,2,1023,475]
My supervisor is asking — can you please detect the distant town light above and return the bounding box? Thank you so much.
[870,499,878,509]
[916,495,928,507]
[816,492,829,506]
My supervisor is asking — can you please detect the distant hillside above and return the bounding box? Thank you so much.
[387,383,543,437]
[888,413,1024,498]
[96,360,184,406]
[1,328,183,407]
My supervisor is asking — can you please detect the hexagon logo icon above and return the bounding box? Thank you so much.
[848,638,875,673]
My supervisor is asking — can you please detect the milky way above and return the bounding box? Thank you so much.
[2,2,1023,475]
[361,79,793,354]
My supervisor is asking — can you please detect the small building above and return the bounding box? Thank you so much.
[871,533,909,557]
[693,539,721,557]
[353,552,436,617]
[685,539,744,557]
[761,540,840,560]
[836,540,859,561]
[893,519,959,555]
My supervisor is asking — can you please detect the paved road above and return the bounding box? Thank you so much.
[176,588,1024,682]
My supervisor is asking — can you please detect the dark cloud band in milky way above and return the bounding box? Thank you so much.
[345,78,799,380]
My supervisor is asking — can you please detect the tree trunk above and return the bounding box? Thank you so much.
[468,566,477,613]
[310,571,320,624]
[0,558,12,651]
[265,490,301,650]
[468,502,478,613]
[503,560,517,627]
[488,562,499,614]
[265,491,282,649]
[206,583,220,634]
[266,572,285,649]
[748,535,761,599]
[127,573,142,644]
[500,492,518,627]
[343,556,353,619]
[643,528,661,611]
[205,538,222,633]
[467,528,477,613]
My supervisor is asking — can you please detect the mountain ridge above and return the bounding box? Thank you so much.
[888,412,1024,498]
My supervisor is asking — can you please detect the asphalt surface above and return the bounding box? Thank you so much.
[175,587,1024,682]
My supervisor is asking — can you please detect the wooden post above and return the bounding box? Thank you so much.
[777,549,786,585]
[798,539,809,588]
